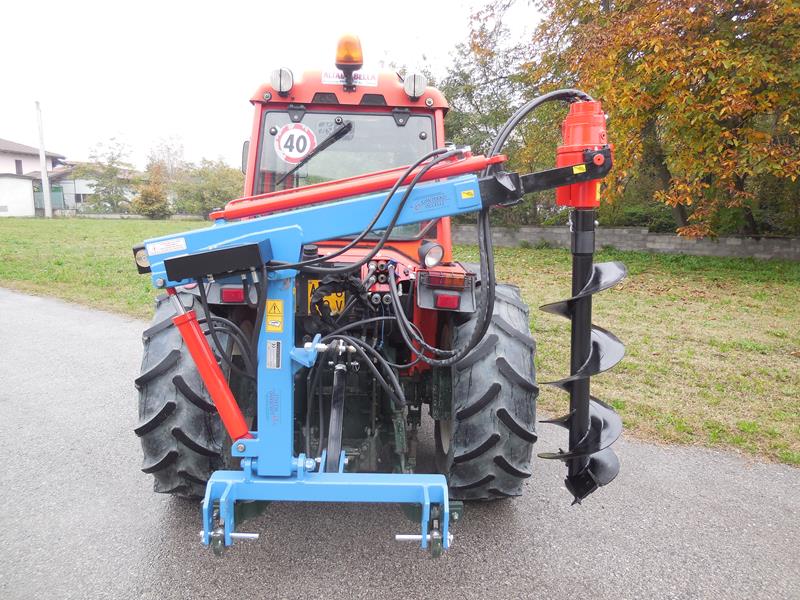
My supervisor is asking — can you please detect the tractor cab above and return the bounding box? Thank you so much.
[239,35,455,260]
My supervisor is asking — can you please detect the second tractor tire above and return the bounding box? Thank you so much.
[436,283,539,500]
[135,292,229,498]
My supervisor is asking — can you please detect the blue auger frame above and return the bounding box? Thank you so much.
[142,174,486,552]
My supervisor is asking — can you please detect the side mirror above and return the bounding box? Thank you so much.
[241,140,250,174]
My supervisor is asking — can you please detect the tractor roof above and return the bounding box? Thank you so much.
[250,70,448,112]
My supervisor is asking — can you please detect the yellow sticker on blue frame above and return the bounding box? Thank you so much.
[266,299,284,332]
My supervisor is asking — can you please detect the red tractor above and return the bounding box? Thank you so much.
[135,36,622,547]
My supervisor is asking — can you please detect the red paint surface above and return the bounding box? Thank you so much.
[556,101,609,208]
[172,310,252,441]
[214,154,505,222]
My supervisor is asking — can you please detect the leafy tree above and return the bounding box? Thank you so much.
[147,138,186,194]
[440,1,526,154]
[525,0,800,236]
[132,161,172,219]
[441,1,565,227]
[77,138,137,213]
[173,159,244,217]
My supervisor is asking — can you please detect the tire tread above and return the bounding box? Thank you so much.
[136,292,229,498]
[443,284,539,500]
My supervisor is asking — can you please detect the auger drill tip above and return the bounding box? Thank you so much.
[538,208,626,503]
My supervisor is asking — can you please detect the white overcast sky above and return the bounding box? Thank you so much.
[0,0,541,169]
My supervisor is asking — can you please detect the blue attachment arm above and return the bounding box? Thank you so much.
[141,174,481,554]
[142,174,483,288]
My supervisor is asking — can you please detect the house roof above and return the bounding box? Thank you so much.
[24,165,77,181]
[26,161,145,182]
[0,173,36,180]
[0,137,65,159]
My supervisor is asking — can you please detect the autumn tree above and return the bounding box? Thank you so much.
[147,138,186,194]
[441,1,525,154]
[132,161,172,219]
[525,0,800,236]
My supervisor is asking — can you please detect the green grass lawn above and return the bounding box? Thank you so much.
[1,217,798,465]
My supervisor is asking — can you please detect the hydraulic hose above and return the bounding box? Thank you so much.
[485,88,593,162]
[269,148,451,272]
[199,316,257,375]
[382,89,594,367]
[293,149,465,275]
[198,282,255,380]
[318,335,405,407]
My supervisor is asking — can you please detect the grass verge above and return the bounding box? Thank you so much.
[1,218,798,465]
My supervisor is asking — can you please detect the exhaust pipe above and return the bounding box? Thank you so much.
[538,209,626,503]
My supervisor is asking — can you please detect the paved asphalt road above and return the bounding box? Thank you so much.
[0,288,797,600]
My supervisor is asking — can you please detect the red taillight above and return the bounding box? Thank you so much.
[220,287,245,303]
[434,291,460,310]
[423,271,466,289]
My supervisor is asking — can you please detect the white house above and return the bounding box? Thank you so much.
[1,137,144,217]
[0,174,36,217]
[0,137,64,176]
[25,162,102,212]
[0,137,65,217]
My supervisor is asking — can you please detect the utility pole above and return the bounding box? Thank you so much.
[35,101,53,218]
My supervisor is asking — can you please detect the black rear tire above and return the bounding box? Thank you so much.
[435,283,539,500]
[135,293,228,498]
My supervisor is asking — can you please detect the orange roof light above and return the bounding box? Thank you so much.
[335,34,363,70]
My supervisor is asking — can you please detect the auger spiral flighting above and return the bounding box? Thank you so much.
[537,102,626,503]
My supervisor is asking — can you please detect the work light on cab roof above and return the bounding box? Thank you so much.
[335,34,363,90]
[270,68,293,96]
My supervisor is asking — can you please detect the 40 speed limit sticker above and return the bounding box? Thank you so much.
[274,123,317,164]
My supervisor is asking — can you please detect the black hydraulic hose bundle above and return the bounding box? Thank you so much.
[380,89,596,367]
[201,315,257,374]
[291,148,463,275]
[280,89,606,462]
[197,282,256,381]
[267,148,453,273]
[304,331,409,459]
[320,335,405,407]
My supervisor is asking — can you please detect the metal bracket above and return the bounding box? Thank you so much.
[392,108,411,127]
[287,104,306,123]
[477,147,614,209]
[201,468,451,553]
[290,334,322,368]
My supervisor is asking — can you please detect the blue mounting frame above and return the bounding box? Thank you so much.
[142,175,484,552]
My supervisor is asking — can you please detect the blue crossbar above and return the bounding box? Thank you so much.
[202,460,450,550]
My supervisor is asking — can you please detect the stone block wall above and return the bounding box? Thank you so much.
[450,225,800,261]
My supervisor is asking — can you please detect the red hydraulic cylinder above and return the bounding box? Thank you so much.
[556,101,609,208]
[171,308,253,441]
[211,153,506,221]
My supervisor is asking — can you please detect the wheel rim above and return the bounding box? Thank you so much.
[437,418,453,455]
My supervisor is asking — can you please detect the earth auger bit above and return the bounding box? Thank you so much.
[538,209,626,503]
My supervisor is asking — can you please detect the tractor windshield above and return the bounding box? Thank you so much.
[256,110,436,239]
[256,110,435,193]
